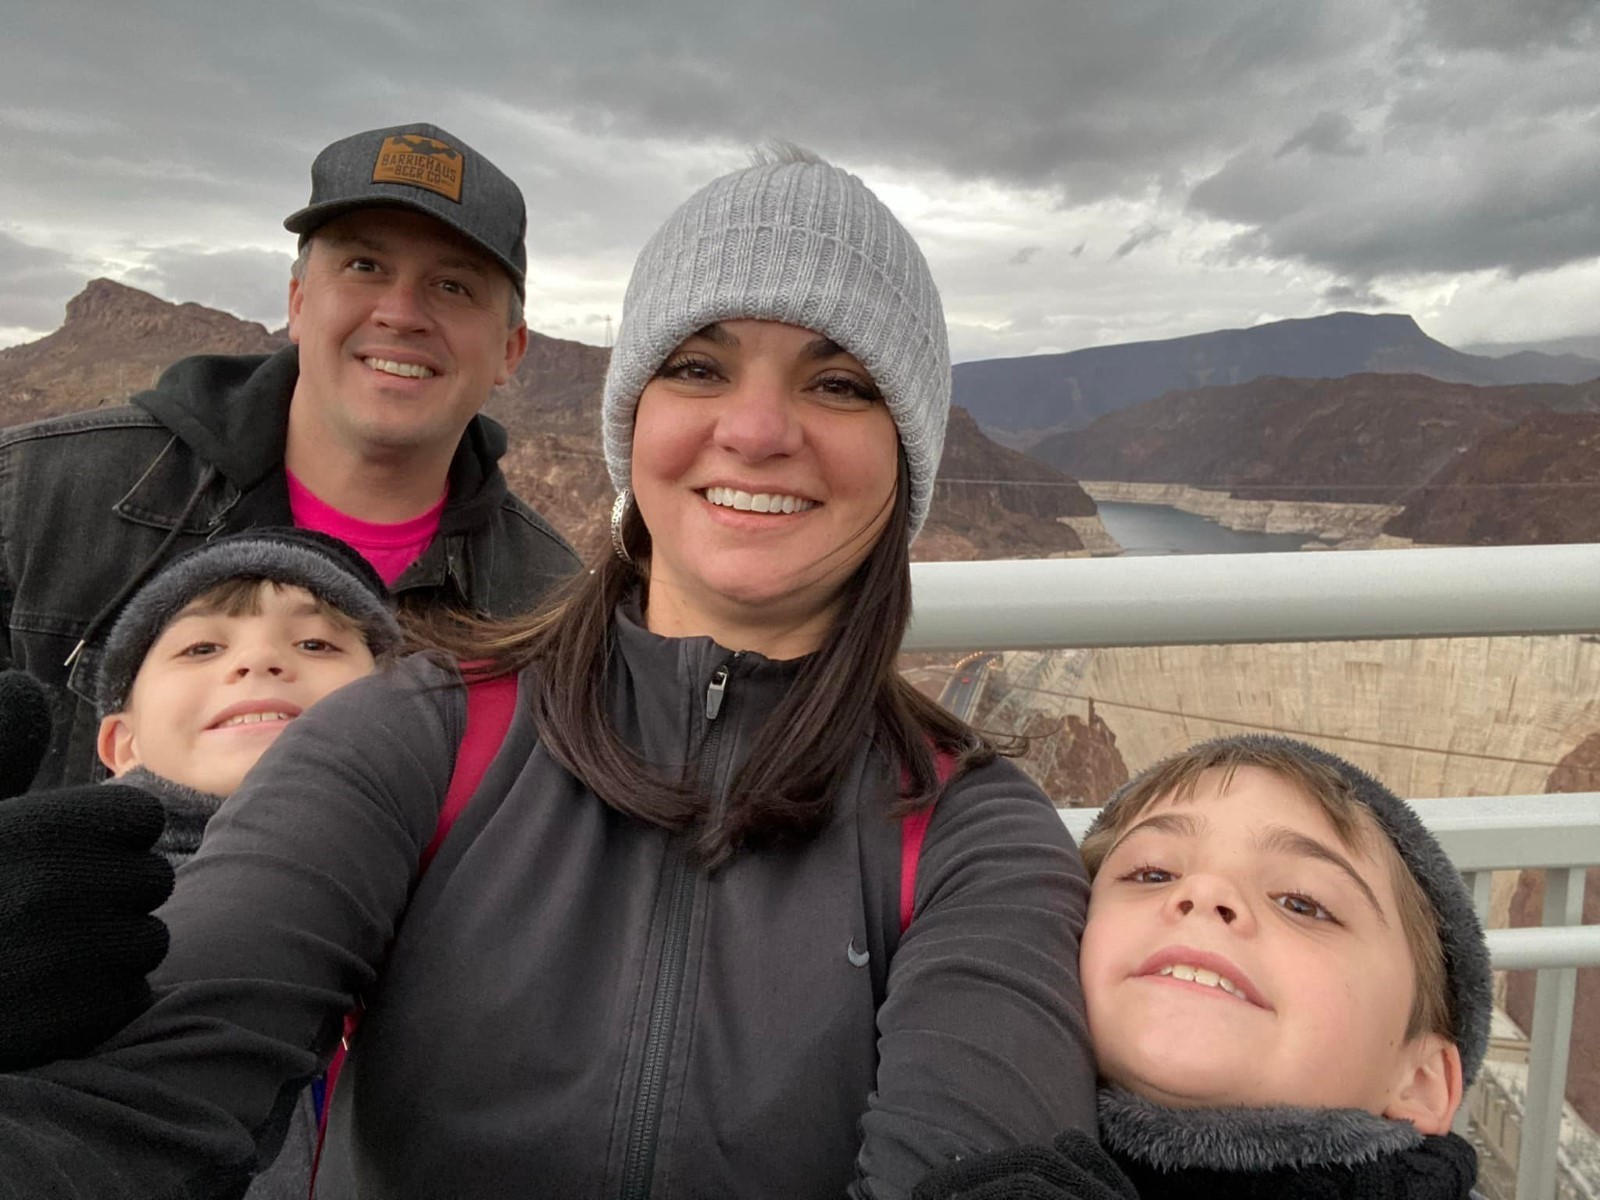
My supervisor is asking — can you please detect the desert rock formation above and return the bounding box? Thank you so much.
[1383,411,1600,545]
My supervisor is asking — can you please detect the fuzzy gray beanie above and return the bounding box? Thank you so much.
[1088,733,1493,1088]
[96,528,403,716]
[602,151,951,541]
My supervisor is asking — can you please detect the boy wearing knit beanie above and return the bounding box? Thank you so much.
[917,735,1491,1200]
[94,528,403,863]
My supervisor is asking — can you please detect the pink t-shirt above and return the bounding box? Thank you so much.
[286,469,446,587]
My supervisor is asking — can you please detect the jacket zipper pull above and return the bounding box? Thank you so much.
[63,637,88,669]
[705,662,731,721]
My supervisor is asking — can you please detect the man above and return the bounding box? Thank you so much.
[0,123,579,786]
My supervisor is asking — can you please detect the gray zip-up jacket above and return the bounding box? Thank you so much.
[0,607,1095,1199]
[0,346,579,787]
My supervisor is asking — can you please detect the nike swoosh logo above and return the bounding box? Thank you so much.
[846,939,870,968]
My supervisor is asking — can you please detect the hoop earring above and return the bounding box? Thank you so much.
[610,489,633,564]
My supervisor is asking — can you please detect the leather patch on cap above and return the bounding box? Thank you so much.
[371,134,464,202]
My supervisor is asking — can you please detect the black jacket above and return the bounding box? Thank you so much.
[0,346,579,786]
[913,1089,1480,1200]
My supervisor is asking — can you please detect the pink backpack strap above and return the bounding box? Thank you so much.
[899,748,959,935]
[311,671,520,1194]
[422,671,520,868]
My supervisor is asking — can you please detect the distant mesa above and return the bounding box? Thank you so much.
[954,311,1600,442]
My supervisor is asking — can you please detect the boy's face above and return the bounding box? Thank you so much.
[98,583,376,797]
[1080,765,1433,1119]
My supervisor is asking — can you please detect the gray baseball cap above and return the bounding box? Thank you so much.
[284,122,527,295]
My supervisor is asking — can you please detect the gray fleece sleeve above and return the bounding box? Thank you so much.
[853,756,1096,1200]
[0,654,465,1199]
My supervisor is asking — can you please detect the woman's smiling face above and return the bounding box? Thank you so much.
[630,319,900,658]
[1078,765,1430,1118]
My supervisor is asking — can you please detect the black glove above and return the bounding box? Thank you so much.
[913,1129,1140,1200]
[0,669,53,799]
[0,783,176,1070]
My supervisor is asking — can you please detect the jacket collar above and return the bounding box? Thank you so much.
[1099,1086,1479,1199]
[1097,1086,1421,1172]
[113,767,226,870]
[608,594,808,758]
[132,347,295,492]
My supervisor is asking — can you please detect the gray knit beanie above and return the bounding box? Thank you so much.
[602,150,951,541]
[1087,734,1494,1088]
[96,528,404,716]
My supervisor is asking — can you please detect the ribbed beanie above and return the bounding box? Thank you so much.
[1088,734,1494,1088]
[96,529,403,716]
[603,154,951,541]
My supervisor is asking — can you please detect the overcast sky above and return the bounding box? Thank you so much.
[3,0,1599,362]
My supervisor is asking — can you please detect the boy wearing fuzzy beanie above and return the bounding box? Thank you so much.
[917,735,1491,1200]
[93,527,403,865]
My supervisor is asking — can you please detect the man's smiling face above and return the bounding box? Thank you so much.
[286,207,527,469]
[1078,765,1426,1116]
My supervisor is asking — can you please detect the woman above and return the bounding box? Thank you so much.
[0,150,1094,1200]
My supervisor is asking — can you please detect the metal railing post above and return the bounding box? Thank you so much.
[1470,871,1494,923]
[1516,867,1586,1200]
[1454,870,1494,1141]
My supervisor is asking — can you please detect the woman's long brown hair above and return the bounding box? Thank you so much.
[404,463,995,865]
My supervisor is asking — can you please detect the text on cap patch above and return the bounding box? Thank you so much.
[371,134,464,203]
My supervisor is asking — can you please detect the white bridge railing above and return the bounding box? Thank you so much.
[906,544,1600,1200]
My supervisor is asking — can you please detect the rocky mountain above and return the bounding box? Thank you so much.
[476,330,616,560]
[0,280,1087,563]
[0,279,286,426]
[916,406,1091,560]
[1032,372,1600,503]
[1381,411,1600,544]
[490,331,611,436]
[938,405,1094,520]
[953,312,1600,441]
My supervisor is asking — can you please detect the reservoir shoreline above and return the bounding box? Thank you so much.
[1091,500,1320,555]
[1078,479,1407,545]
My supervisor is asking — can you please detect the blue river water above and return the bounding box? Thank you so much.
[1095,501,1325,556]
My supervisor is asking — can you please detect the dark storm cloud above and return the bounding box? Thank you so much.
[0,1,1389,220]
[1009,246,1043,266]
[1114,223,1169,260]
[1413,0,1599,54]
[1322,281,1391,308]
[3,0,1599,338]
[0,232,92,331]
[1193,129,1600,278]
[1277,112,1362,158]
